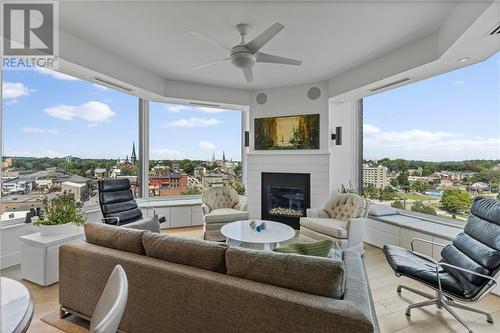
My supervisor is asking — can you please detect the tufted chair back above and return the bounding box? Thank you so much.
[203,186,240,211]
[322,193,368,221]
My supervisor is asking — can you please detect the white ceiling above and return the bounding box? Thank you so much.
[59,1,460,90]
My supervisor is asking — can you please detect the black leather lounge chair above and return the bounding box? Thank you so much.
[383,197,500,333]
[98,178,165,232]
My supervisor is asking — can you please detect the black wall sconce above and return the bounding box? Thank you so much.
[331,126,342,145]
[244,131,250,147]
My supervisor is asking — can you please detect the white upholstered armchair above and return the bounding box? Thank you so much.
[201,186,249,241]
[299,193,369,253]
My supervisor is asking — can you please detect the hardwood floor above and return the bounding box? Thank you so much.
[3,226,499,333]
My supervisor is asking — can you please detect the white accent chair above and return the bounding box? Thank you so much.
[90,265,128,333]
[201,186,249,241]
[299,193,369,253]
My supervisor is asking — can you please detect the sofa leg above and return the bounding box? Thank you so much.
[59,307,70,319]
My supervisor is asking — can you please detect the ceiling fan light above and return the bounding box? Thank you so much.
[231,53,256,69]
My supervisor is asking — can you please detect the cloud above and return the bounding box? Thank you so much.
[93,83,110,91]
[363,124,381,134]
[164,104,189,113]
[363,124,500,152]
[150,148,184,160]
[36,67,79,81]
[199,141,216,149]
[3,82,32,99]
[22,127,59,134]
[162,117,222,128]
[454,80,464,86]
[44,101,115,123]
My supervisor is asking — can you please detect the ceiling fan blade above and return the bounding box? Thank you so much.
[243,67,254,82]
[190,32,231,50]
[256,52,302,66]
[245,23,285,53]
[193,58,230,70]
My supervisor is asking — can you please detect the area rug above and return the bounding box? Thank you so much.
[41,311,128,333]
[41,311,89,333]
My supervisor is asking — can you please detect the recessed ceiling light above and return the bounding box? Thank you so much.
[340,98,346,102]
[459,57,470,63]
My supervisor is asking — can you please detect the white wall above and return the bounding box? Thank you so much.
[246,82,330,218]
[329,100,362,194]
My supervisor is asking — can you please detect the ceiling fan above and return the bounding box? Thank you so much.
[191,23,302,82]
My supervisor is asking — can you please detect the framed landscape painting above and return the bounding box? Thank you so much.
[254,114,320,150]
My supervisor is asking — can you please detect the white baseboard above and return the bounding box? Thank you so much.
[1,251,21,269]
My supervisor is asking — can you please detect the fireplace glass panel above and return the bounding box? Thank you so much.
[265,185,305,218]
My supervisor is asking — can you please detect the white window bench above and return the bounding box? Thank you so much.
[364,213,464,261]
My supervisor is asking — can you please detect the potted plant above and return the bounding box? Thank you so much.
[34,193,86,236]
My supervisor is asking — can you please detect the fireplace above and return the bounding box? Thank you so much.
[261,172,311,229]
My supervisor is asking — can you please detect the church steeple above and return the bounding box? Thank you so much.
[131,142,137,164]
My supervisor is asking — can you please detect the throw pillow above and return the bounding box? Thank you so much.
[273,239,333,257]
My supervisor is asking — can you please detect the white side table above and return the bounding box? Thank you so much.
[20,227,84,286]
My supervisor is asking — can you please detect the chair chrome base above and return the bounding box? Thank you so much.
[397,285,494,333]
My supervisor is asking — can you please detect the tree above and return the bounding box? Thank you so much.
[396,172,410,187]
[440,189,472,214]
[232,182,246,195]
[362,184,378,199]
[411,201,437,215]
[181,187,202,195]
[379,187,397,201]
[391,200,404,209]
[411,181,432,193]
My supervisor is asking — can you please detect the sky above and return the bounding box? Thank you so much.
[364,52,500,162]
[2,52,499,163]
[1,68,242,161]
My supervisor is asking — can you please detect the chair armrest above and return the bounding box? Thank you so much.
[201,203,210,215]
[436,262,497,296]
[101,217,120,226]
[151,208,166,223]
[346,217,365,247]
[306,208,327,218]
[236,202,247,211]
[411,238,447,251]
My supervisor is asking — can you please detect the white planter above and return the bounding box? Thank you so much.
[39,223,77,236]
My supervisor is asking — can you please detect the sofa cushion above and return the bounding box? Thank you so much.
[273,239,333,257]
[300,217,348,239]
[142,232,228,273]
[84,223,146,255]
[204,208,249,224]
[368,204,398,217]
[226,247,345,298]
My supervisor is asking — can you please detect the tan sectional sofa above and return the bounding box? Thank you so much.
[59,223,379,333]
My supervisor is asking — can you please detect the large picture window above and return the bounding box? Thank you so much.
[363,53,499,222]
[1,69,138,223]
[148,102,243,197]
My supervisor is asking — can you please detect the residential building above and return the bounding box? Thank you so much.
[363,165,388,189]
[149,173,188,196]
[61,181,88,202]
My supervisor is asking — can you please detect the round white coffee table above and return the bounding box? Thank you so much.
[221,220,296,251]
